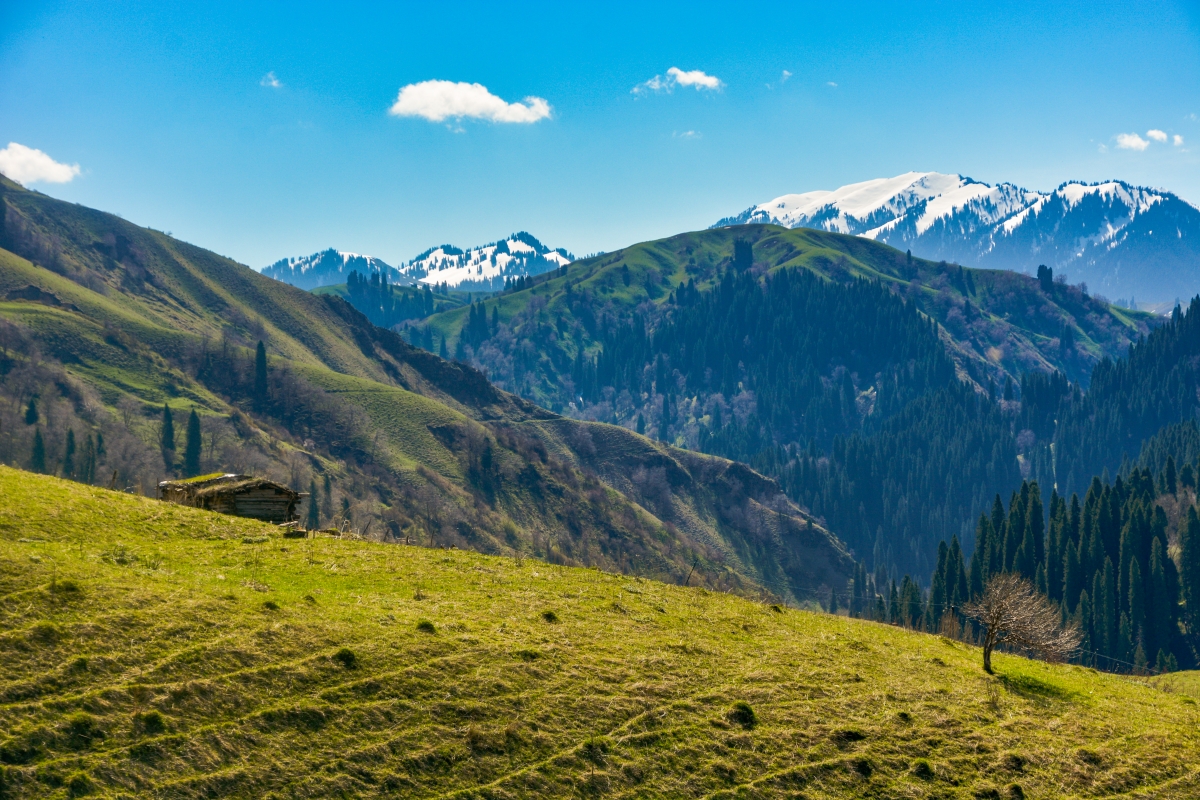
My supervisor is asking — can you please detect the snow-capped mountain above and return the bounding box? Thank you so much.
[715,172,1200,303]
[261,250,399,291]
[263,233,573,293]
[397,232,573,291]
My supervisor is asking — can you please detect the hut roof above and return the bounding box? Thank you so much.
[158,474,300,499]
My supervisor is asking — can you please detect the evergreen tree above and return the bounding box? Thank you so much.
[160,404,175,470]
[62,428,76,479]
[636,414,644,435]
[24,397,38,425]
[183,408,202,478]
[254,341,268,406]
[1128,557,1145,646]
[1148,538,1172,663]
[31,428,46,473]
[1181,506,1200,629]
[80,433,97,485]
[322,474,333,521]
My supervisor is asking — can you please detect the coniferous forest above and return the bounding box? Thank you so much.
[902,468,1200,674]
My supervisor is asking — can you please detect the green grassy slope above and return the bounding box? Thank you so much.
[0,177,853,603]
[426,224,1152,396]
[2,467,1198,799]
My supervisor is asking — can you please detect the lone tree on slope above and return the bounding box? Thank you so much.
[964,573,1080,673]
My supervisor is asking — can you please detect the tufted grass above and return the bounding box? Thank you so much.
[1,465,1198,798]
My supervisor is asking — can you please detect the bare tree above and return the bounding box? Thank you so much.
[963,573,1081,673]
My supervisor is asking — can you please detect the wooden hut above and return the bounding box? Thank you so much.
[158,473,304,523]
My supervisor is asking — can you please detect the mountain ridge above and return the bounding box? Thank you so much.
[0,175,853,604]
[263,232,573,293]
[716,171,1200,302]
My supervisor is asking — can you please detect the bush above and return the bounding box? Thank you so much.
[416,619,436,634]
[910,758,934,779]
[262,600,280,611]
[727,701,756,729]
[132,710,167,735]
[65,713,103,749]
[66,771,94,797]
[541,610,559,623]
[332,648,358,669]
[51,579,81,595]
[29,621,61,644]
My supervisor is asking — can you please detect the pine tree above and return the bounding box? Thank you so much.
[306,479,321,530]
[1149,538,1171,662]
[160,404,175,470]
[254,341,268,406]
[62,428,76,479]
[24,397,38,425]
[636,414,644,435]
[828,584,839,615]
[322,474,333,521]
[1128,557,1145,646]
[1063,539,1081,615]
[183,408,202,478]
[80,433,97,485]
[1181,506,1200,628]
[31,428,46,473]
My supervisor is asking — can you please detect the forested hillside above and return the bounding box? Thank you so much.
[416,226,1149,578]
[0,176,853,604]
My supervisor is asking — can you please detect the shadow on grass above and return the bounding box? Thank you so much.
[999,672,1079,704]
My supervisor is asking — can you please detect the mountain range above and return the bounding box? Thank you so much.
[263,232,572,293]
[0,175,851,604]
[715,171,1200,303]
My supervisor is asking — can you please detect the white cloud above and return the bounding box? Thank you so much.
[260,71,282,89]
[1115,132,1150,151]
[633,67,722,95]
[826,81,838,88]
[781,70,792,83]
[673,130,700,139]
[668,67,721,90]
[0,142,81,184]
[1175,134,1185,146]
[388,80,550,124]
[1147,129,1168,143]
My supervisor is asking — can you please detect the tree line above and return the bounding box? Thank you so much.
[894,471,1200,673]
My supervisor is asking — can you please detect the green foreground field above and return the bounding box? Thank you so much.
[2,466,1198,799]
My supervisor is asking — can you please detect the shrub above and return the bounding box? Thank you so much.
[832,728,867,747]
[416,619,436,634]
[541,610,559,623]
[1005,784,1026,799]
[65,713,103,749]
[51,579,81,595]
[66,771,94,797]
[262,600,280,611]
[727,701,757,729]
[332,648,358,669]
[910,758,934,779]
[132,710,167,735]
[30,621,61,644]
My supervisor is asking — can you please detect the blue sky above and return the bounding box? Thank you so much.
[1,1,1198,267]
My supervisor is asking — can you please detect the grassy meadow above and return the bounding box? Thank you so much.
[2,465,1199,799]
